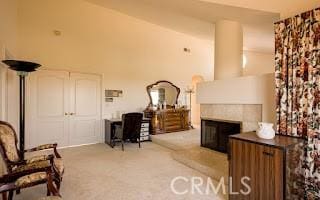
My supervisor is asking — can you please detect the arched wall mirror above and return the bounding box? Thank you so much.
[146,80,180,107]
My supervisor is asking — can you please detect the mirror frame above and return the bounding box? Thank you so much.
[146,80,180,107]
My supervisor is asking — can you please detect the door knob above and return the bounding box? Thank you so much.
[65,113,68,116]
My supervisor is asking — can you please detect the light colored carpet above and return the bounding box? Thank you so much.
[172,148,229,184]
[151,129,200,151]
[14,142,225,200]
[151,129,229,184]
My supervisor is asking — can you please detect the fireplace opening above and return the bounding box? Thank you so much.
[201,118,241,153]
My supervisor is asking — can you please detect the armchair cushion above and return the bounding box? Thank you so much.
[0,124,19,162]
[12,160,50,173]
[15,172,47,188]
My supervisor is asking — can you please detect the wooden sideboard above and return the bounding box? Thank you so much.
[144,109,190,134]
[229,132,304,200]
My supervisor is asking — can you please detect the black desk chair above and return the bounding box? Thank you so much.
[114,113,143,151]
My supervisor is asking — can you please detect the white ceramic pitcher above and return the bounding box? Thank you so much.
[256,122,275,139]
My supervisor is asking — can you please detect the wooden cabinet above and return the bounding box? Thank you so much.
[144,109,190,134]
[229,132,303,200]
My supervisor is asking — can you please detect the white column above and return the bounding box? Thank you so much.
[214,20,243,80]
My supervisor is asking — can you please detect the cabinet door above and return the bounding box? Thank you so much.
[268,146,284,200]
[229,139,283,200]
[230,139,260,199]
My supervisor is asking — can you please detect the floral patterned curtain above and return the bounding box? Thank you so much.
[275,8,320,199]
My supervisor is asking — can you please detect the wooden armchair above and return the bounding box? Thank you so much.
[24,143,64,190]
[36,168,62,200]
[0,154,55,200]
[0,161,62,200]
[0,121,64,197]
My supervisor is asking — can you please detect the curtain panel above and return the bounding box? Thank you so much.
[275,8,320,199]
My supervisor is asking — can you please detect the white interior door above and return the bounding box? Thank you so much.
[69,73,102,146]
[28,70,70,148]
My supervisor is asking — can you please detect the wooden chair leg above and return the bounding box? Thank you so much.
[111,137,115,148]
[55,179,61,191]
[2,192,8,200]
[8,191,13,200]
[121,140,124,151]
[47,184,50,196]
[138,138,141,148]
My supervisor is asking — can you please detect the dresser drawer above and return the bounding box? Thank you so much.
[141,127,149,132]
[164,121,181,127]
[140,136,150,141]
[165,125,182,131]
[165,116,181,122]
[140,132,149,137]
[165,113,181,118]
[141,123,149,128]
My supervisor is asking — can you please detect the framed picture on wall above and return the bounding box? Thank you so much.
[105,90,123,98]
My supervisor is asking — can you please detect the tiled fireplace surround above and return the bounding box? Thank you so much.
[200,104,262,132]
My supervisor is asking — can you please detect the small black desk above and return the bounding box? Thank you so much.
[104,118,151,147]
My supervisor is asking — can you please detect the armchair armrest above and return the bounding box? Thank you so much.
[0,164,53,193]
[25,143,57,152]
[0,163,52,183]
[26,154,52,164]
[25,143,61,158]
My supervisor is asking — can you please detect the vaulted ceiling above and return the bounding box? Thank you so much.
[199,0,320,18]
[85,0,319,53]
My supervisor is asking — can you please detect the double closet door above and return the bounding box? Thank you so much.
[27,70,102,148]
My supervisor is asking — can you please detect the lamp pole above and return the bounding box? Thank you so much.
[18,72,27,158]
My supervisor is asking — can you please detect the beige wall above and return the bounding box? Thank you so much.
[243,51,274,76]
[0,0,18,56]
[0,0,19,175]
[0,0,19,131]
[17,0,214,118]
[16,0,276,125]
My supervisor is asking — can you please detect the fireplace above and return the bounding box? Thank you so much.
[201,118,241,153]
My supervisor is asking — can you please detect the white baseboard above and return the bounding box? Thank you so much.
[57,142,102,149]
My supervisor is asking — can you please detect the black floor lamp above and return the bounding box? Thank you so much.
[2,60,41,159]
